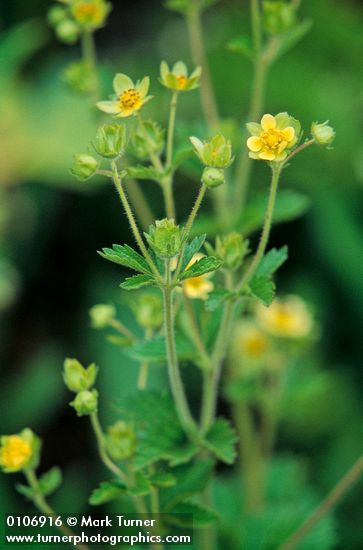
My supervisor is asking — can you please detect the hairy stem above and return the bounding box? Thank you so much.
[163,259,199,441]
[238,164,281,289]
[182,292,211,371]
[90,412,128,483]
[279,454,363,550]
[24,469,90,550]
[125,179,155,230]
[166,92,179,168]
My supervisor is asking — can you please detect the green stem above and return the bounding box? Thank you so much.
[166,92,179,168]
[182,292,211,370]
[109,318,135,340]
[110,162,161,281]
[238,164,281,290]
[125,179,155,230]
[161,175,176,220]
[24,470,90,550]
[279,454,363,550]
[163,259,199,441]
[137,113,164,172]
[90,412,128,483]
[81,30,99,101]
[186,7,219,129]
[138,328,153,390]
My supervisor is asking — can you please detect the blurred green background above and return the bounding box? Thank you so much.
[0,0,363,548]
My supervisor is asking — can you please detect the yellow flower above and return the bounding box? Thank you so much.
[97,74,152,118]
[182,253,214,300]
[246,112,300,162]
[70,0,111,29]
[256,295,313,338]
[238,324,269,359]
[159,61,201,92]
[0,435,32,473]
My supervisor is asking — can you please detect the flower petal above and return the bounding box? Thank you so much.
[96,101,120,114]
[160,60,169,82]
[247,136,263,152]
[259,151,275,161]
[282,126,295,142]
[113,74,134,96]
[261,114,276,131]
[274,151,288,162]
[173,61,187,76]
[137,76,150,98]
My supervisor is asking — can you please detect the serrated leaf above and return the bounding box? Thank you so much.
[120,273,155,290]
[126,165,162,183]
[180,234,206,271]
[126,333,196,363]
[249,275,276,306]
[255,246,288,278]
[179,256,221,281]
[38,467,62,496]
[204,419,238,464]
[165,500,218,527]
[161,459,215,509]
[240,190,311,235]
[205,288,233,312]
[118,392,198,470]
[15,484,36,500]
[89,479,126,505]
[98,244,151,274]
[127,472,151,497]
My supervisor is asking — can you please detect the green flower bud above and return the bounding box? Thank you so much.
[94,124,127,159]
[131,121,164,161]
[55,19,80,45]
[311,121,336,147]
[201,167,225,188]
[145,218,182,259]
[190,134,233,168]
[105,421,136,461]
[132,294,163,330]
[0,429,41,474]
[63,358,98,393]
[71,154,98,181]
[263,1,296,35]
[47,5,68,26]
[216,233,248,271]
[62,61,97,95]
[89,304,116,329]
[159,61,201,92]
[70,389,98,417]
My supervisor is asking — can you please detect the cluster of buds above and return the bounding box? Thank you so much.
[190,134,233,188]
[48,0,111,44]
[262,1,297,35]
[145,219,182,259]
[63,358,99,416]
[0,429,40,474]
[71,123,127,181]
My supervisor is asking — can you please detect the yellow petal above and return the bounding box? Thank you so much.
[282,126,295,142]
[259,151,275,161]
[278,141,288,154]
[261,114,276,131]
[247,136,263,152]
[96,101,120,114]
[274,151,288,162]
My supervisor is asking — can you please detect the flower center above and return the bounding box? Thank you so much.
[0,436,31,469]
[272,307,296,329]
[74,3,100,22]
[244,335,267,357]
[175,75,188,89]
[119,89,142,110]
[261,129,285,151]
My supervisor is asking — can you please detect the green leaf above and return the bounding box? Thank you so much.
[126,165,162,183]
[240,190,311,235]
[15,484,36,500]
[165,500,218,528]
[149,472,176,488]
[226,35,253,59]
[120,273,155,290]
[255,246,288,278]
[106,334,133,347]
[181,234,206,271]
[205,288,234,312]
[38,467,62,496]
[161,459,215,509]
[89,479,126,505]
[204,419,238,464]
[249,275,276,306]
[98,244,151,274]
[126,333,196,363]
[127,472,151,497]
[179,256,221,281]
